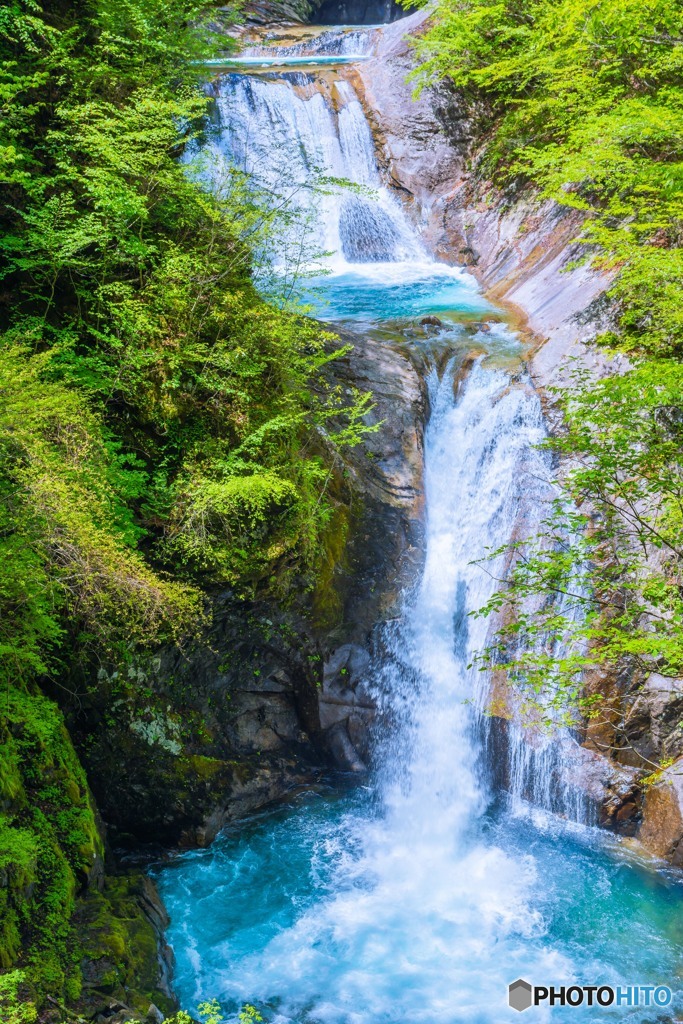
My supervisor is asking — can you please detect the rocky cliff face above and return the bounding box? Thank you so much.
[354,11,683,867]
[21,329,425,1020]
[224,0,411,27]
[58,331,426,859]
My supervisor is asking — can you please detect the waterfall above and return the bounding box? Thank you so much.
[239,27,377,59]
[203,70,421,270]
[374,358,593,835]
[199,32,594,823]
[152,30,683,1024]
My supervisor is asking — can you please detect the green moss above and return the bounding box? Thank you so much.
[189,754,228,781]
[0,687,103,995]
[311,497,352,631]
[0,818,39,968]
[76,877,175,1016]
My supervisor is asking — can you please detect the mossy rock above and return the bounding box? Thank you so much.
[75,875,175,1017]
[0,686,105,999]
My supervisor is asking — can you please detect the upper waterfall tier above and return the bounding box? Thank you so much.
[205,72,420,270]
[198,53,506,328]
[238,25,377,59]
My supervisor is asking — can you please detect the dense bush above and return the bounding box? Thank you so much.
[1,0,368,677]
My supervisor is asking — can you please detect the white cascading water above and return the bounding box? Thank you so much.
[239,27,377,59]
[206,19,595,872]
[166,364,571,1023]
[379,357,595,822]
[155,33,683,1024]
[204,70,422,267]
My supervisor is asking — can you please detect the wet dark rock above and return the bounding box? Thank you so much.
[319,643,375,770]
[327,722,367,772]
[459,245,479,266]
[618,673,683,768]
[74,874,176,1019]
[316,0,410,25]
[234,0,412,24]
[229,0,316,25]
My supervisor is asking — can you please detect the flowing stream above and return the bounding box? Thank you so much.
[155,24,683,1023]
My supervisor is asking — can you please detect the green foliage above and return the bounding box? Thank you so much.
[413,0,683,720]
[194,999,263,1024]
[0,687,103,995]
[475,361,683,719]
[0,347,202,684]
[412,0,683,356]
[1,0,369,686]
[85,998,264,1024]
[0,0,371,1007]
[0,971,38,1024]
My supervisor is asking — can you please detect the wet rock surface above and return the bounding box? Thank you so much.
[316,0,408,24]
[352,12,617,394]
[73,874,176,1020]
[352,11,472,226]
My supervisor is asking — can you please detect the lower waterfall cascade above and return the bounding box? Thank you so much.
[154,22,683,1024]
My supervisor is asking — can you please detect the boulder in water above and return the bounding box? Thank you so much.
[420,315,443,327]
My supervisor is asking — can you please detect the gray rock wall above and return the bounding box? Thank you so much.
[65,331,426,851]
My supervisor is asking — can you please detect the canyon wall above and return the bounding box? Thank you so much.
[59,331,426,855]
